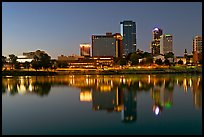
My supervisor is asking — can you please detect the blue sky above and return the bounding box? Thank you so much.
[2,2,202,59]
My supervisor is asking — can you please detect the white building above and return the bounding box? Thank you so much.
[160,34,173,55]
[17,56,33,63]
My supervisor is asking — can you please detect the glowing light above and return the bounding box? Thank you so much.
[165,102,172,109]
[80,43,91,47]
[80,91,92,102]
[148,75,151,83]
[153,27,159,31]
[155,107,160,115]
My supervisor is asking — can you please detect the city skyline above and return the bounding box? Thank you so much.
[2,2,202,59]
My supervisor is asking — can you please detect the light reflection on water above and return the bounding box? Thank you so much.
[2,74,202,135]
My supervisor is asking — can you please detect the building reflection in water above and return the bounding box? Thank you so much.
[2,74,202,121]
[121,88,137,123]
[151,77,174,116]
[80,88,92,102]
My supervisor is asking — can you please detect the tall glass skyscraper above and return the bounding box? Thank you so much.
[150,27,163,55]
[120,20,136,56]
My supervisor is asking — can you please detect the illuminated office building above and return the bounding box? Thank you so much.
[80,43,91,57]
[92,32,122,57]
[150,27,163,55]
[160,34,173,55]
[120,20,136,55]
[192,36,202,64]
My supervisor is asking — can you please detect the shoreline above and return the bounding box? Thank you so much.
[1,67,202,76]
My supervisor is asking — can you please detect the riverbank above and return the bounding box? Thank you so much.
[2,70,57,76]
[1,66,202,76]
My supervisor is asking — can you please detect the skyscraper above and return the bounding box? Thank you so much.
[192,35,202,64]
[193,36,202,53]
[120,20,136,56]
[150,27,163,55]
[80,43,91,57]
[92,32,122,57]
[160,34,173,55]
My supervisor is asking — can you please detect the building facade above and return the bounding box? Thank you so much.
[160,34,173,55]
[80,43,91,57]
[193,36,202,53]
[23,50,46,59]
[192,36,202,64]
[92,32,122,58]
[120,20,136,56]
[150,27,163,56]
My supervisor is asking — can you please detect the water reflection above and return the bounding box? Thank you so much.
[2,74,202,123]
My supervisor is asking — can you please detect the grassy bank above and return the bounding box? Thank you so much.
[2,66,202,76]
[2,70,57,76]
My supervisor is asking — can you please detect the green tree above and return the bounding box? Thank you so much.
[23,61,30,69]
[164,52,174,59]
[31,53,51,71]
[9,54,18,69]
[50,60,58,71]
[130,53,139,65]
[143,52,153,65]
[31,60,40,71]
[39,53,51,70]
[57,61,68,68]
[119,58,127,66]
[164,59,171,66]
[9,54,17,64]
[2,56,7,69]
[155,58,163,65]
[14,62,21,69]
[178,59,183,65]
[113,57,120,65]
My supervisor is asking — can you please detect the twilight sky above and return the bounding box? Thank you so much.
[2,2,202,59]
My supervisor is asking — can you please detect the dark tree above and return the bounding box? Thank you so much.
[57,61,68,68]
[14,62,21,69]
[2,56,7,69]
[164,52,174,59]
[119,58,127,66]
[143,52,153,64]
[23,61,30,69]
[130,53,139,65]
[178,59,183,65]
[164,59,170,66]
[31,60,41,71]
[50,60,58,71]
[9,54,18,69]
[9,54,17,64]
[155,58,163,65]
[31,53,51,71]
[39,53,51,70]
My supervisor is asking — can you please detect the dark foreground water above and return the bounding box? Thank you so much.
[2,74,202,135]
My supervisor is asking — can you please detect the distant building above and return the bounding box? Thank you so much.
[193,36,202,53]
[80,43,91,57]
[16,55,33,63]
[23,49,47,59]
[153,54,165,63]
[62,56,114,68]
[120,20,137,55]
[192,36,202,64]
[160,34,173,55]
[58,54,84,61]
[92,32,122,57]
[113,33,123,58]
[174,56,186,64]
[150,27,163,56]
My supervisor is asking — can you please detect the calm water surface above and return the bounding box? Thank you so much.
[2,74,202,135]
